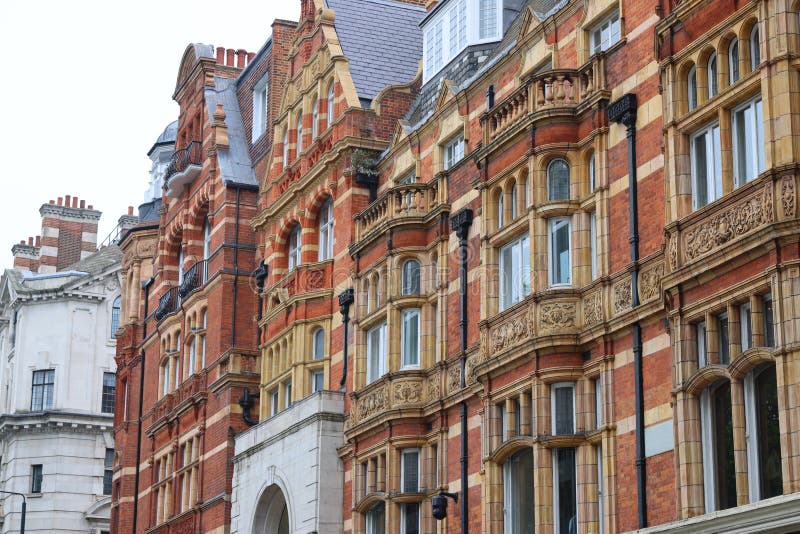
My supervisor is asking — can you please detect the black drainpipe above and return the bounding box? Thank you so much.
[231,186,242,349]
[338,288,355,388]
[132,275,154,534]
[451,208,473,534]
[608,93,646,528]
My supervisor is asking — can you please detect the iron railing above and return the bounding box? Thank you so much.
[178,260,209,298]
[154,286,180,321]
[164,141,203,182]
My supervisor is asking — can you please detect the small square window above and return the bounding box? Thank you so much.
[31,464,43,494]
[401,449,420,493]
[443,133,465,170]
[312,371,324,393]
[551,383,575,435]
[589,11,621,54]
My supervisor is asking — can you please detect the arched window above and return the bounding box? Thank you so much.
[745,364,782,501]
[728,39,740,85]
[312,328,325,360]
[365,502,385,534]
[203,217,211,261]
[510,181,518,220]
[312,96,319,140]
[750,25,760,68]
[707,51,718,98]
[296,115,304,155]
[401,259,421,295]
[547,158,570,201]
[111,296,121,337]
[327,82,335,128]
[318,198,334,261]
[687,65,697,111]
[497,190,504,229]
[282,126,289,165]
[503,448,534,534]
[288,225,302,270]
[701,381,736,512]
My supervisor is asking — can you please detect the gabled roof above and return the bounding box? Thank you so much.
[325,0,425,103]
[205,77,258,188]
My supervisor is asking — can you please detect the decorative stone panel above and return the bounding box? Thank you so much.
[539,301,577,333]
[638,262,664,303]
[583,291,603,327]
[613,280,632,314]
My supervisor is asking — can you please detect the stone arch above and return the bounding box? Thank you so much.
[252,468,294,534]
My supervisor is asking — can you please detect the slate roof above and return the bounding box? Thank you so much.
[147,120,178,156]
[325,0,425,103]
[205,77,257,188]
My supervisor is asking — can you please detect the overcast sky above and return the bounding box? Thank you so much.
[0,0,299,268]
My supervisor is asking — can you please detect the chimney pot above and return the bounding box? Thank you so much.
[128,206,134,215]
[236,49,247,68]
[88,205,93,210]
[28,237,33,246]
[248,52,255,62]
[35,236,41,247]
[19,240,25,245]
[80,200,86,209]
[57,197,63,206]
[216,46,225,64]
[226,48,235,66]
[65,195,71,207]
[49,200,55,205]
[72,197,78,208]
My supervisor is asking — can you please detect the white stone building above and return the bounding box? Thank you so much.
[0,199,122,533]
[232,391,345,534]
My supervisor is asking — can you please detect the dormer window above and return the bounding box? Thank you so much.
[423,0,503,82]
[252,74,269,140]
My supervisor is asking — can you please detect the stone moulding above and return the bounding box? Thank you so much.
[583,291,603,326]
[481,302,536,359]
[638,262,664,303]
[613,280,632,314]
[539,301,577,332]
[683,182,774,262]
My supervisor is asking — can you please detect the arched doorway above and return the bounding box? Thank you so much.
[253,484,290,534]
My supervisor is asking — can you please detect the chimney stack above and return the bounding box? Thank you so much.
[37,195,101,273]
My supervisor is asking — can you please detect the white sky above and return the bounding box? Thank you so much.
[0,0,300,268]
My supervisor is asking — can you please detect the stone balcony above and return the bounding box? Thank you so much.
[147,372,208,435]
[164,140,203,199]
[480,54,609,149]
[350,175,449,254]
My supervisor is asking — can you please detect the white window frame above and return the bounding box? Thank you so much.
[402,259,421,295]
[443,132,465,170]
[400,503,420,534]
[690,122,722,210]
[700,387,717,512]
[590,211,598,280]
[422,0,501,83]
[497,192,504,229]
[252,74,269,140]
[365,503,385,534]
[707,52,718,98]
[763,293,775,348]
[318,198,334,261]
[366,322,387,384]
[288,225,302,270]
[548,217,572,287]
[327,81,335,128]
[311,96,319,140]
[743,371,761,501]
[697,320,707,368]
[687,65,697,112]
[270,389,279,417]
[313,328,325,360]
[552,448,578,533]
[750,25,760,68]
[282,126,289,166]
[728,39,740,85]
[400,448,421,493]
[547,158,570,201]
[284,381,292,409]
[401,309,421,369]
[203,217,211,261]
[595,377,603,428]
[499,235,531,311]
[510,185,518,220]
[312,370,324,393]
[740,302,752,352]
[732,97,765,187]
[551,382,576,435]
[589,10,621,54]
[589,152,596,192]
[296,114,303,155]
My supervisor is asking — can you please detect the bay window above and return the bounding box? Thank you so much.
[548,218,571,287]
[366,322,387,384]
[402,259,421,295]
[690,123,722,210]
[499,235,530,311]
[732,97,764,186]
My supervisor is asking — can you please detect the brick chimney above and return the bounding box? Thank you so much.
[11,236,40,271]
[37,195,101,273]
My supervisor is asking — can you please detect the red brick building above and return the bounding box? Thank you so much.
[115,0,800,533]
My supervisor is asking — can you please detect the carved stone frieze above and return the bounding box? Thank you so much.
[354,385,387,425]
[447,365,461,394]
[583,292,603,326]
[684,183,774,261]
[539,302,576,332]
[485,302,535,357]
[668,233,678,271]
[614,280,632,314]
[638,262,664,303]
[782,175,795,219]
[465,354,479,384]
[427,375,440,401]
[393,380,423,405]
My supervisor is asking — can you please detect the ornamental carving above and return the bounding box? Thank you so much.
[356,386,387,423]
[583,292,603,326]
[448,365,461,393]
[684,183,774,261]
[393,380,423,405]
[668,233,678,271]
[614,280,632,313]
[487,303,535,356]
[540,302,576,332]
[427,376,440,401]
[782,175,795,218]
[638,263,664,303]
[465,354,480,384]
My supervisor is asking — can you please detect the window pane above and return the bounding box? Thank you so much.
[763,296,775,348]
[740,303,752,351]
[500,243,513,310]
[402,450,419,492]
[548,159,570,200]
[555,448,577,534]
[366,502,386,534]
[693,131,708,207]
[554,385,574,435]
[313,329,325,360]
[402,310,420,367]
[402,260,421,295]
[402,503,420,534]
[688,68,697,111]
[503,448,534,534]
[551,219,571,286]
[313,371,324,393]
[712,382,736,510]
[755,365,782,499]
[479,0,497,39]
[718,313,729,365]
[697,321,707,367]
[102,372,116,414]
